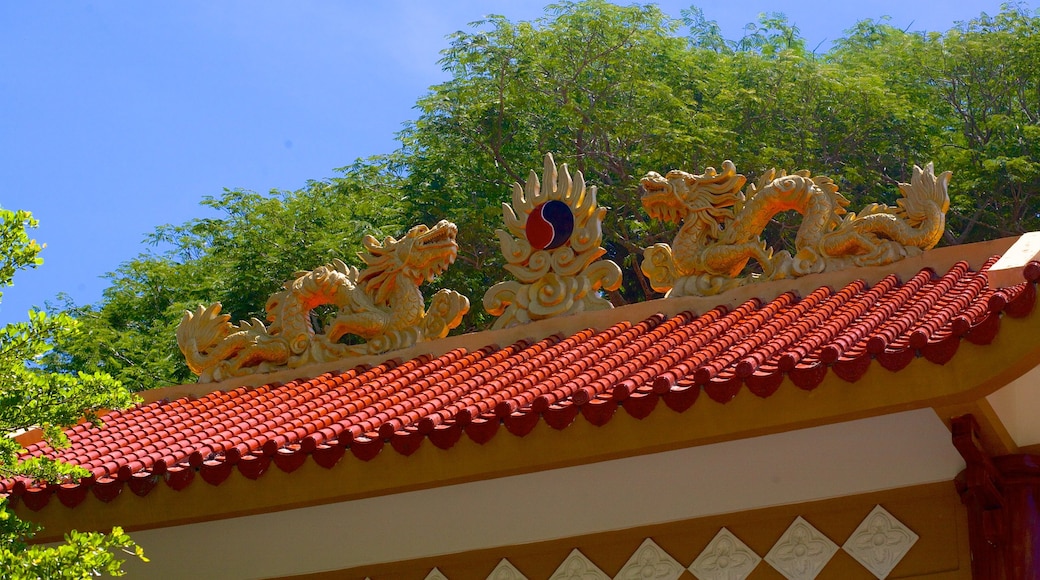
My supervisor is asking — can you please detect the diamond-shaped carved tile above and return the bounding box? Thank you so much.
[549,548,610,580]
[842,505,919,579]
[689,527,762,580]
[488,558,527,580]
[425,568,449,580]
[614,538,685,580]
[764,516,838,580]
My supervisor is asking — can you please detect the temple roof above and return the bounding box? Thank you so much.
[6,236,1039,524]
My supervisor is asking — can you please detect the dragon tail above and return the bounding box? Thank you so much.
[896,163,952,225]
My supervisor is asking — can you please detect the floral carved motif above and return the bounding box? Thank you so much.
[488,558,527,580]
[641,161,951,297]
[689,528,761,580]
[549,549,609,580]
[615,538,684,580]
[764,517,838,580]
[484,154,622,329]
[842,505,919,579]
[177,220,469,382]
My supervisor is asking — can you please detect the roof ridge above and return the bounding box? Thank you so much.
[123,236,1020,407]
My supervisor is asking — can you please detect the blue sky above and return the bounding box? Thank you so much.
[0,0,1017,325]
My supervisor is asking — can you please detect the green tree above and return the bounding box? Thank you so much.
[403,0,722,305]
[401,1,937,295]
[831,5,1040,243]
[46,2,1040,389]
[929,5,1040,242]
[0,208,146,577]
[48,159,408,390]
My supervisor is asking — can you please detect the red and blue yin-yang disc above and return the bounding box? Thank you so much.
[526,200,574,250]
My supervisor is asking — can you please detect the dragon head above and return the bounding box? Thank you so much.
[641,161,746,228]
[641,170,691,223]
[359,220,459,304]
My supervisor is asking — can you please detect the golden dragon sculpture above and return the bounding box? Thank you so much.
[177,220,470,382]
[641,161,951,297]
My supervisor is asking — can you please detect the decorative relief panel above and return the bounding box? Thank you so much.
[764,517,838,580]
[549,549,610,580]
[688,528,761,580]
[842,505,919,579]
[177,220,469,382]
[414,508,923,579]
[484,153,622,329]
[640,161,950,297]
[614,538,684,580]
[488,558,527,580]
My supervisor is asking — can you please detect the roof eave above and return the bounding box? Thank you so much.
[20,292,1040,542]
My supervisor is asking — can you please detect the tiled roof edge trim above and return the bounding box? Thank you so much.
[139,235,1021,404]
[5,258,1038,510]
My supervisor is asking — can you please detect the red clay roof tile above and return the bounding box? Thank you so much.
[4,258,1037,509]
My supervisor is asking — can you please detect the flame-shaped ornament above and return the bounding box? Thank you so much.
[483,153,622,329]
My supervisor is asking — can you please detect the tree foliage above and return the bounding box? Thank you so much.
[0,208,145,577]
[46,1,1040,390]
[50,160,408,388]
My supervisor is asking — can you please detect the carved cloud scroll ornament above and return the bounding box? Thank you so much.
[483,153,623,329]
[640,161,951,297]
[177,220,470,382]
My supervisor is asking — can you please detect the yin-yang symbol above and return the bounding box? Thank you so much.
[526,200,574,250]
